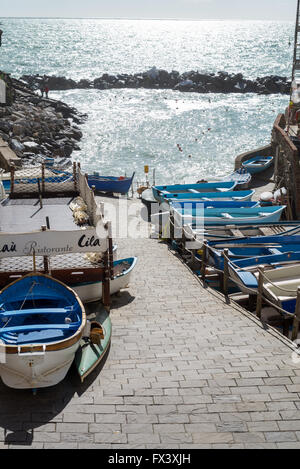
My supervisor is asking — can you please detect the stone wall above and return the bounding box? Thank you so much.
[272,113,300,218]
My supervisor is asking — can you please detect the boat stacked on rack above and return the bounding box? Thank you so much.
[201,233,300,319]
[0,162,137,390]
[151,180,286,232]
[151,179,300,325]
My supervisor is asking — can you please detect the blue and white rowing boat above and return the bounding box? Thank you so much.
[259,264,300,314]
[0,273,86,390]
[207,234,300,270]
[152,181,237,202]
[227,251,300,295]
[169,200,260,209]
[87,172,135,194]
[171,204,286,227]
[160,189,255,202]
[242,156,273,175]
[183,222,300,245]
[72,257,137,303]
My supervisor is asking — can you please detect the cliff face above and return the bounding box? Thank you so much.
[0,73,85,169]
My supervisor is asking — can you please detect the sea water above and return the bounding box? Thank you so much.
[0,18,294,183]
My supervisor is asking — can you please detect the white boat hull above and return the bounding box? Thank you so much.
[0,341,80,389]
[73,261,136,303]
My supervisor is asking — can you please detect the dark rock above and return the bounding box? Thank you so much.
[0,120,12,134]
[19,69,291,96]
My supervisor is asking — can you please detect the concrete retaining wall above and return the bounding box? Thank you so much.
[234,144,273,170]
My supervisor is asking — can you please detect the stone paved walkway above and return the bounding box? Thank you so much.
[0,198,300,448]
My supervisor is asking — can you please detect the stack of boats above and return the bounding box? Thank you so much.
[150,169,300,336]
[0,163,137,391]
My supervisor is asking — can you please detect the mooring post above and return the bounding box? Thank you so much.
[170,208,174,243]
[41,225,49,274]
[291,287,300,341]
[107,221,114,280]
[256,267,264,319]
[73,161,77,192]
[10,165,15,195]
[41,163,45,194]
[102,245,111,312]
[32,249,36,273]
[223,248,229,296]
[201,241,207,282]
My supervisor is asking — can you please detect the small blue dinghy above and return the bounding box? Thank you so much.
[207,234,300,270]
[242,156,273,175]
[88,172,135,194]
[169,200,260,209]
[152,181,237,202]
[171,204,286,226]
[227,251,300,295]
[160,189,255,202]
[0,273,86,389]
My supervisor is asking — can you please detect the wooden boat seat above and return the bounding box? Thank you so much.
[230,229,244,237]
[0,308,72,318]
[0,323,79,334]
[1,329,66,345]
[236,271,258,289]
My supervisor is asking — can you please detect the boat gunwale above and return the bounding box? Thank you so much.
[71,257,137,288]
[0,272,86,354]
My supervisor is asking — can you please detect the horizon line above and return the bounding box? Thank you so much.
[0,16,294,21]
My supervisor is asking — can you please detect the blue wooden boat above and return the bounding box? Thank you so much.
[88,172,135,194]
[183,222,300,246]
[2,172,72,192]
[171,204,286,226]
[242,156,273,175]
[169,200,260,209]
[0,273,86,389]
[207,234,300,270]
[209,234,300,249]
[259,264,300,314]
[227,251,300,295]
[160,189,255,202]
[152,181,237,202]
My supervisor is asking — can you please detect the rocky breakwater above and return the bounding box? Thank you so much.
[0,74,86,169]
[20,68,291,95]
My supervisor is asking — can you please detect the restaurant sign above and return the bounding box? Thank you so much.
[0,229,108,258]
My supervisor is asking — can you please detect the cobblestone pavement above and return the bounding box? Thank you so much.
[0,197,300,448]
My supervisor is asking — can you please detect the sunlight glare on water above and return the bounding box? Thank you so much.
[0,18,293,183]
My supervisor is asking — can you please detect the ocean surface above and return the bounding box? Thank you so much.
[0,18,295,183]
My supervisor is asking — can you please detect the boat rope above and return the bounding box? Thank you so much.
[19,280,38,311]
